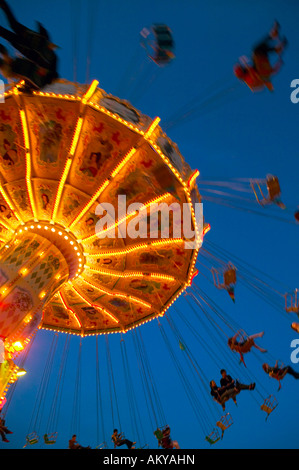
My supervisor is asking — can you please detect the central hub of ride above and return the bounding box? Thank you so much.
[16,221,85,280]
[0,221,86,349]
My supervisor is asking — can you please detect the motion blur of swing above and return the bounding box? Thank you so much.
[0,0,297,450]
[116,23,175,105]
[197,175,298,225]
[23,334,70,448]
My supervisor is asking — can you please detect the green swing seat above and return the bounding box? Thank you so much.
[205,428,221,445]
[43,432,58,445]
[25,432,39,446]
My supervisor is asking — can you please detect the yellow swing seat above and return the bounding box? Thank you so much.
[216,413,233,432]
[261,395,278,421]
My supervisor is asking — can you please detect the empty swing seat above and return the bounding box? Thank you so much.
[205,428,221,445]
[261,395,278,420]
[216,413,233,432]
[25,432,39,445]
[44,432,58,444]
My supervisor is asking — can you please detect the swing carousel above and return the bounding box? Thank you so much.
[0,78,203,405]
[0,4,298,450]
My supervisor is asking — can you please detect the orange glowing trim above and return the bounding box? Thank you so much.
[69,117,83,156]
[86,238,184,258]
[0,218,13,233]
[39,291,46,299]
[80,276,152,308]
[20,109,37,219]
[82,192,171,243]
[152,143,182,180]
[19,267,28,276]
[59,292,82,328]
[188,269,199,286]
[90,210,137,239]
[89,101,145,137]
[82,80,99,104]
[203,223,211,236]
[51,158,72,221]
[188,170,200,188]
[85,265,176,282]
[144,116,161,139]
[68,179,109,229]
[71,286,120,324]
[25,151,38,219]
[12,341,24,352]
[101,309,120,324]
[0,186,22,223]
[86,242,149,257]
[19,110,29,149]
[111,147,137,178]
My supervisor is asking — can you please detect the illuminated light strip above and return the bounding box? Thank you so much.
[19,109,38,219]
[85,265,177,282]
[144,116,161,139]
[188,269,199,286]
[85,238,184,258]
[79,275,152,308]
[150,141,189,191]
[0,185,23,223]
[182,185,202,246]
[203,223,211,236]
[69,117,83,156]
[111,147,137,178]
[19,109,29,150]
[88,101,145,136]
[71,286,120,324]
[69,147,138,229]
[59,291,82,328]
[68,179,109,230]
[0,218,14,233]
[81,80,99,104]
[188,169,200,188]
[33,90,80,101]
[51,158,72,221]
[81,192,171,243]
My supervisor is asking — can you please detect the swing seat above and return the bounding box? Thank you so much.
[25,432,39,445]
[285,291,299,314]
[223,267,237,287]
[95,441,107,449]
[43,432,58,445]
[205,429,221,445]
[216,413,233,432]
[220,388,240,405]
[261,395,278,420]
[251,175,283,207]
[154,425,173,449]
[154,428,164,441]
[212,263,236,291]
[266,176,281,201]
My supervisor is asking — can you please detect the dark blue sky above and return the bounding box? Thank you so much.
[0,0,298,450]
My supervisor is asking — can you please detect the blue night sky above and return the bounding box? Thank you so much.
[0,0,298,450]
